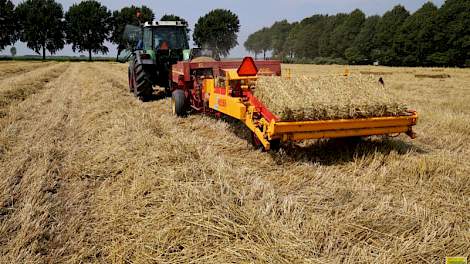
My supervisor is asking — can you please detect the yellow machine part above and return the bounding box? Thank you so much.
[202,70,418,151]
[267,113,418,142]
[204,78,246,120]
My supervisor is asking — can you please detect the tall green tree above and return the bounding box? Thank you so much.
[193,9,240,60]
[288,16,322,59]
[111,6,154,61]
[65,0,111,61]
[244,33,262,59]
[346,15,380,64]
[319,14,348,58]
[331,9,365,60]
[282,22,299,59]
[249,27,273,60]
[16,0,65,60]
[395,2,439,66]
[269,20,293,59]
[373,5,410,65]
[0,0,18,51]
[433,0,470,66]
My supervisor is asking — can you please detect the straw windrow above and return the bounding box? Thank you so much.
[255,75,409,121]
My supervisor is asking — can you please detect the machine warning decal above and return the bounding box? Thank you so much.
[218,99,227,108]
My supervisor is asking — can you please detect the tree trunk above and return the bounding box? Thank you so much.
[116,51,120,62]
[89,50,92,61]
[263,50,266,60]
[42,46,46,60]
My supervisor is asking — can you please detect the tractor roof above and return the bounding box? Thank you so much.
[143,21,188,27]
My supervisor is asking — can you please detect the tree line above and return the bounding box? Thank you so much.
[0,0,184,60]
[245,0,470,67]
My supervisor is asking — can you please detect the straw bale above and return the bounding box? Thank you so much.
[415,73,451,79]
[255,75,409,121]
[191,56,216,63]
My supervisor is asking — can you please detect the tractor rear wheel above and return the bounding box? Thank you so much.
[133,59,153,100]
[171,89,186,117]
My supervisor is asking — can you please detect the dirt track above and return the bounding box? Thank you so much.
[0,62,469,263]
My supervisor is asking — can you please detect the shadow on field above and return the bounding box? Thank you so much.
[226,120,426,166]
[142,89,169,102]
[272,137,427,166]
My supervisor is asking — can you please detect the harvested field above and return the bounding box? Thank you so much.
[255,75,409,121]
[0,61,55,81]
[0,61,469,263]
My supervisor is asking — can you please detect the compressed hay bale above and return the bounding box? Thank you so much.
[191,56,216,63]
[415,73,451,79]
[359,71,393,76]
[254,75,409,121]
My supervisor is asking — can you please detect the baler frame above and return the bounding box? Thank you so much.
[171,57,418,150]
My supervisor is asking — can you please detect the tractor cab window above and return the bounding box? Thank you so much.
[153,27,189,50]
[143,28,152,50]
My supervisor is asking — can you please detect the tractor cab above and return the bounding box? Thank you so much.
[141,21,190,61]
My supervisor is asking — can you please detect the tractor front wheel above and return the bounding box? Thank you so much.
[171,89,186,117]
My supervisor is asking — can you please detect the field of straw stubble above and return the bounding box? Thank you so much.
[0,61,469,263]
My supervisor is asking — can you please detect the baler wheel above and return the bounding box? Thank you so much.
[171,89,186,117]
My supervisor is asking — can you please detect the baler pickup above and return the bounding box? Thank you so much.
[267,113,418,143]
[243,87,418,150]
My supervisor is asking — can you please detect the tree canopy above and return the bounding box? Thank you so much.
[65,0,111,61]
[0,0,18,51]
[395,2,439,66]
[16,0,65,60]
[111,5,154,60]
[245,2,469,67]
[244,33,262,59]
[193,9,240,60]
[345,15,380,64]
[435,0,470,66]
[161,14,186,23]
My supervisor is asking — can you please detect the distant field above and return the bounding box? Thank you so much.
[0,61,468,263]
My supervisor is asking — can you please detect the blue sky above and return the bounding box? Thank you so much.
[1,0,445,57]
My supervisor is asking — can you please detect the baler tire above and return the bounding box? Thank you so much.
[171,90,186,117]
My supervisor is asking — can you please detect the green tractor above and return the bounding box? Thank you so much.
[128,21,190,99]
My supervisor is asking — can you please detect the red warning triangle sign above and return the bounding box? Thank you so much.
[237,57,258,76]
